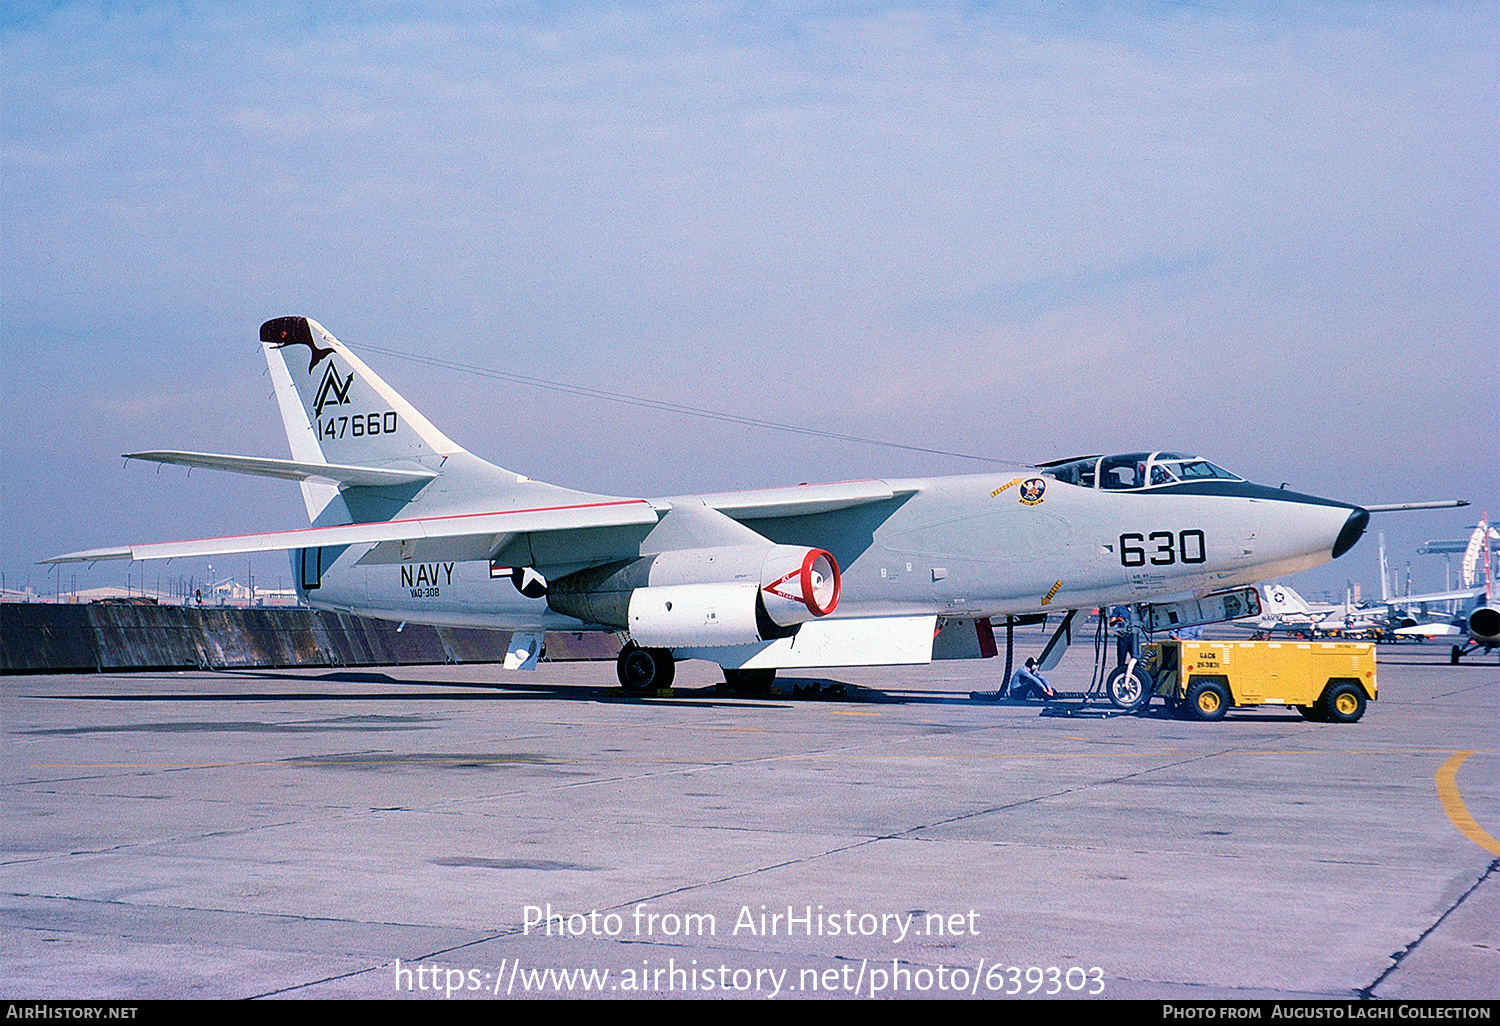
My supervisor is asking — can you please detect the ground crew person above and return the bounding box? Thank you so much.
[1008,657,1057,701]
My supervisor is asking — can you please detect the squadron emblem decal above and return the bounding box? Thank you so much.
[1018,478,1047,505]
[313,362,355,417]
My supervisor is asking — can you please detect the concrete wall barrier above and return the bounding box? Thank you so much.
[0,602,619,673]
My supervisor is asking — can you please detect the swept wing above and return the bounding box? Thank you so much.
[46,499,661,565]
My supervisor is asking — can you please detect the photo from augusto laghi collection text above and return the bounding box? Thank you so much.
[393,901,1108,998]
[1162,1009,1495,1020]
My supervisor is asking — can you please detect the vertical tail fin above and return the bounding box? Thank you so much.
[261,316,470,466]
[260,316,522,527]
[1379,532,1392,603]
[1260,584,1313,617]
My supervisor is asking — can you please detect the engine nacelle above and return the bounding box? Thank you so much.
[627,583,763,647]
[1469,605,1500,644]
[547,544,841,647]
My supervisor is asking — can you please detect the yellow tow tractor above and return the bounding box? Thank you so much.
[1135,639,1377,722]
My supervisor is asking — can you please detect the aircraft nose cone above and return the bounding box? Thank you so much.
[1332,507,1369,560]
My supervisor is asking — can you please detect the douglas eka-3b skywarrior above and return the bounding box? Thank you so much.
[46,317,1451,690]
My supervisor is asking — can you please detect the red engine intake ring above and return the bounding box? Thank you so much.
[800,548,841,617]
[762,548,842,620]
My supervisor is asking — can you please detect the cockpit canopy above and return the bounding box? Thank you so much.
[1039,452,1244,491]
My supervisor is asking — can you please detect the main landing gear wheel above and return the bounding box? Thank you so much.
[1185,679,1230,722]
[617,644,675,693]
[1319,681,1366,724]
[1105,665,1153,712]
[722,668,776,696]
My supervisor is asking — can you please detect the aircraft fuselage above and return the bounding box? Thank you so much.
[300,467,1364,634]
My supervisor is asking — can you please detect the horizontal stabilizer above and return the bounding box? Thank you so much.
[43,499,660,565]
[125,451,438,487]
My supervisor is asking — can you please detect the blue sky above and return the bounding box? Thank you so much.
[3,1,1495,601]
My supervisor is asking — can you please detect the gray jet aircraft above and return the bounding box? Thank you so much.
[1384,520,1499,663]
[47,317,1392,690]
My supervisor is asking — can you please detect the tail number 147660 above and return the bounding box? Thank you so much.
[320,412,398,440]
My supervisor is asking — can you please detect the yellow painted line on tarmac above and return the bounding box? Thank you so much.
[1435,751,1500,856]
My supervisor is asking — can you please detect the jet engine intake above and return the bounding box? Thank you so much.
[758,547,841,626]
[1469,605,1500,644]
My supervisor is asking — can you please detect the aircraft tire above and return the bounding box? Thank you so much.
[1105,666,1153,712]
[1185,679,1230,722]
[618,644,675,693]
[723,668,776,696]
[1451,645,1462,665]
[1319,681,1366,724]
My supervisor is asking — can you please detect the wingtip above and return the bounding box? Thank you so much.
[39,546,134,565]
